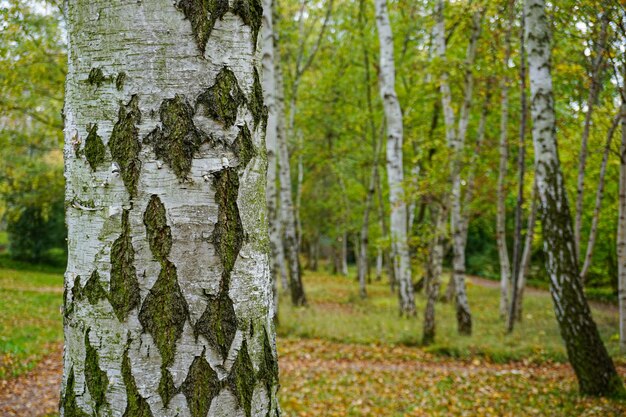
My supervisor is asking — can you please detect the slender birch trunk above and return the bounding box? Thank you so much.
[276,50,306,306]
[423,204,447,345]
[514,182,537,321]
[510,16,529,331]
[435,0,481,334]
[375,163,396,290]
[274,45,290,294]
[525,0,623,396]
[580,113,621,281]
[496,42,512,317]
[619,77,626,353]
[61,2,280,415]
[574,13,609,259]
[341,232,349,276]
[357,0,381,298]
[375,0,415,316]
[263,0,283,321]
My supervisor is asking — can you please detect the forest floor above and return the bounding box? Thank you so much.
[0,264,625,416]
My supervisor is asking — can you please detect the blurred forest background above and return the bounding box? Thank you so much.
[2,0,626,415]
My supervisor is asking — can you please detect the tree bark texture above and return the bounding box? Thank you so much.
[525,0,623,397]
[375,0,415,316]
[423,204,447,345]
[62,1,280,416]
[618,69,626,352]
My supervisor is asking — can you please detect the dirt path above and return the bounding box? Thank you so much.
[0,345,62,417]
[467,275,618,314]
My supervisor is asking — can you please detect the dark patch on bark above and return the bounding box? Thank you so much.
[228,339,255,417]
[194,168,243,358]
[196,68,246,128]
[145,95,205,180]
[116,72,127,91]
[195,289,238,358]
[256,328,279,394]
[212,168,244,280]
[176,0,229,54]
[138,260,188,405]
[84,331,108,413]
[248,68,265,127]
[232,0,263,49]
[61,367,90,417]
[109,210,141,322]
[84,124,106,171]
[181,350,221,417]
[234,124,256,169]
[143,195,172,261]
[83,270,108,305]
[140,194,189,406]
[109,95,142,197]
[121,344,154,417]
[87,68,113,87]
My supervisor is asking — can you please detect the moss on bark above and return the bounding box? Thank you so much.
[109,210,141,322]
[109,95,142,197]
[139,194,189,406]
[121,344,154,417]
[228,339,255,417]
[195,289,238,358]
[232,0,263,48]
[234,124,256,169]
[181,350,221,417]
[84,124,106,171]
[61,367,90,417]
[116,72,127,91]
[143,195,172,261]
[146,95,205,180]
[177,0,229,54]
[84,331,108,413]
[196,68,246,128]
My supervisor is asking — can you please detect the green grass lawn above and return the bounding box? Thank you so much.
[0,265,63,379]
[278,269,623,363]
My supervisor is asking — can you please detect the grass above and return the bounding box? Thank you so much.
[1,262,625,416]
[278,269,622,363]
[0,263,63,379]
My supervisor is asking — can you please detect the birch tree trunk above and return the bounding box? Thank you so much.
[580,112,621,281]
[61,2,280,416]
[274,45,290,294]
[618,68,626,352]
[262,0,284,320]
[375,0,415,316]
[496,55,511,317]
[276,45,306,306]
[423,204,447,345]
[525,0,624,396]
[435,0,480,334]
[513,182,537,321]
[574,13,609,259]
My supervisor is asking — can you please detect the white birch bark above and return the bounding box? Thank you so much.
[62,1,279,416]
[574,14,609,259]
[496,52,512,317]
[262,0,284,320]
[375,0,415,316]
[525,0,623,396]
[273,45,290,293]
[276,54,306,305]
